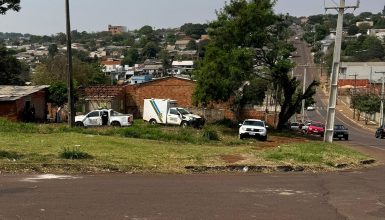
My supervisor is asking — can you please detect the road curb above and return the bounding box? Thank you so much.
[184,162,376,173]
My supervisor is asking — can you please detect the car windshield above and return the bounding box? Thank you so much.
[177,108,190,115]
[244,120,264,127]
[334,125,345,130]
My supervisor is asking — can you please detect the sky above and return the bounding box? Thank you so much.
[0,0,384,35]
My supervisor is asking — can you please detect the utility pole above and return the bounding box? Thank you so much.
[65,0,75,127]
[296,64,311,122]
[301,67,307,123]
[375,71,385,127]
[324,0,359,143]
[349,73,358,119]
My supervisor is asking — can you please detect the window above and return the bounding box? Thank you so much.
[88,111,100,117]
[177,108,190,115]
[169,109,179,115]
[244,120,264,127]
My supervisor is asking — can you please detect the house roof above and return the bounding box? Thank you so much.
[172,61,194,66]
[0,85,49,101]
[175,40,190,45]
[101,60,121,66]
[143,64,163,70]
[128,76,195,88]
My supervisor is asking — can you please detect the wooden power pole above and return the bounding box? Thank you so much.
[65,0,75,127]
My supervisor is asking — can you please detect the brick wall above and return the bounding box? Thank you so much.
[81,86,126,113]
[125,77,195,117]
[0,102,17,121]
[124,76,277,125]
[0,89,47,122]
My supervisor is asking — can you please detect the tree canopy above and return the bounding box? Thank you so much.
[193,0,318,129]
[0,0,20,14]
[32,55,108,86]
[0,45,29,85]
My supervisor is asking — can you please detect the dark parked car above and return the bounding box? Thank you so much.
[375,125,385,139]
[333,124,349,140]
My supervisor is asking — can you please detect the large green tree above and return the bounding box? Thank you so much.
[32,55,108,86]
[193,0,318,129]
[0,44,29,85]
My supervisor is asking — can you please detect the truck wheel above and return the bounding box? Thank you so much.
[181,121,188,128]
[149,119,157,125]
[344,135,349,141]
[75,121,84,127]
[111,121,121,127]
[239,134,244,140]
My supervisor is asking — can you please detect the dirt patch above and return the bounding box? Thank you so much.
[221,154,245,163]
[251,135,318,149]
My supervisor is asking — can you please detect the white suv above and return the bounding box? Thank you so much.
[239,119,268,141]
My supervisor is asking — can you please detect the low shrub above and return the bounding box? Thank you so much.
[0,150,23,160]
[202,128,220,141]
[59,147,93,160]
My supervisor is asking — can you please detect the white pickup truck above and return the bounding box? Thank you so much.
[75,109,133,127]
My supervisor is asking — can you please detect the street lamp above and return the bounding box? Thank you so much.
[65,0,75,127]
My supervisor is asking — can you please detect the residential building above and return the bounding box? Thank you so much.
[171,60,194,75]
[368,29,385,41]
[356,21,374,27]
[175,39,191,50]
[108,25,127,35]
[299,16,308,24]
[0,85,49,122]
[130,75,153,85]
[339,62,385,83]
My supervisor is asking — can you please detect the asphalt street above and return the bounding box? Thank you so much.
[0,166,385,220]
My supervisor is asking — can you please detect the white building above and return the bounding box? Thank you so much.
[339,62,385,82]
[171,60,194,75]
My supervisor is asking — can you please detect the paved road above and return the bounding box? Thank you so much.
[292,39,385,161]
[0,169,385,220]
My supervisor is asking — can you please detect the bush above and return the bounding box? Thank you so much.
[59,147,93,160]
[0,150,23,160]
[202,128,220,141]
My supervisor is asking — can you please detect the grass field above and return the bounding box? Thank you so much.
[0,119,373,174]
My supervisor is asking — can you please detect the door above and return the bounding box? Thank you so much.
[167,108,181,125]
[84,111,101,126]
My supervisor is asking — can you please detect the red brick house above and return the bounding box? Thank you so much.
[0,85,49,122]
[125,76,195,117]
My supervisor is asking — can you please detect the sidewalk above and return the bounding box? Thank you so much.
[320,77,378,133]
[335,97,378,133]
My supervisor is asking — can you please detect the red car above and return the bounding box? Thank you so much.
[306,121,325,137]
